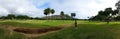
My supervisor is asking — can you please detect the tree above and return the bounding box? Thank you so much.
[51,9,55,19]
[7,14,15,20]
[104,8,113,16]
[115,16,120,21]
[104,8,113,24]
[114,0,120,21]
[16,15,30,20]
[0,16,7,19]
[89,7,113,22]
[60,11,64,16]
[115,0,120,10]
[60,11,65,19]
[71,13,77,29]
[71,13,76,20]
[98,10,104,15]
[112,9,119,16]
[44,8,51,20]
[51,9,55,15]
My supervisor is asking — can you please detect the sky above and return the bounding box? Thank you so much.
[0,0,118,19]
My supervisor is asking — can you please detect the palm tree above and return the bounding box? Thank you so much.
[71,13,76,20]
[71,13,77,29]
[51,9,55,19]
[60,11,65,19]
[44,8,51,20]
[51,9,55,15]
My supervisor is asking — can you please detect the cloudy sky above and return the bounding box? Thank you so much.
[0,0,118,19]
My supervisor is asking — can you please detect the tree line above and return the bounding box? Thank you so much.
[89,0,120,21]
[0,8,76,20]
[0,14,32,20]
[89,7,119,21]
[43,8,76,20]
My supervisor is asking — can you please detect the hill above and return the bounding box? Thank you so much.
[41,15,74,20]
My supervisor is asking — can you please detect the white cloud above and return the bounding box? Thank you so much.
[0,0,43,17]
[0,0,118,19]
[40,0,117,19]
[0,6,9,16]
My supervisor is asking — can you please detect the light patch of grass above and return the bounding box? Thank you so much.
[0,20,73,28]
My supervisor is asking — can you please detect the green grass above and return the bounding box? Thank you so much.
[36,24,114,39]
[0,20,120,39]
[0,28,6,39]
[0,20,73,28]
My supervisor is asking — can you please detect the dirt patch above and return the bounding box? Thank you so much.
[0,23,73,37]
[13,27,62,34]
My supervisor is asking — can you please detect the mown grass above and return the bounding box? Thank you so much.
[35,24,114,39]
[0,20,120,39]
